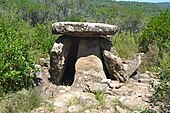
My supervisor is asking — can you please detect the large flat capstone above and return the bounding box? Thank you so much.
[52,22,118,37]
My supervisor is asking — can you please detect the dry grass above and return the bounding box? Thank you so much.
[0,89,44,113]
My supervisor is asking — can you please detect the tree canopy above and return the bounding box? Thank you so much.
[141,10,170,53]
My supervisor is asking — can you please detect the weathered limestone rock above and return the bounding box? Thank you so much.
[115,105,128,113]
[49,22,120,85]
[72,37,107,87]
[79,95,99,106]
[103,50,127,82]
[49,35,80,85]
[109,81,124,89]
[31,107,49,113]
[52,22,118,37]
[125,53,143,77]
[34,70,158,112]
[77,37,101,58]
[85,82,108,93]
[103,50,143,82]
[73,55,106,87]
[68,105,82,113]
[35,69,50,91]
[119,96,150,110]
[101,79,112,85]
[49,36,72,84]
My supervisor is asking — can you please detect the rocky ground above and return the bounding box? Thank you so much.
[32,62,160,113]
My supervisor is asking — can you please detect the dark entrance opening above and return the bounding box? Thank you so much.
[60,36,80,85]
[100,52,111,79]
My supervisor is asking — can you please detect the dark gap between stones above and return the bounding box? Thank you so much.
[100,50,112,80]
[60,36,80,85]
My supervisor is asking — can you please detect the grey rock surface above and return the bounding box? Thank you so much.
[125,53,143,77]
[101,79,112,85]
[103,50,127,82]
[49,36,72,84]
[99,37,119,56]
[115,105,129,113]
[49,35,80,85]
[31,107,49,113]
[33,72,158,113]
[109,81,124,89]
[80,95,99,106]
[119,96,150,110]
[68,105,82,113]
[86,82,108,93]
[73,55,106,88]
[35,69,50,91]
[77,37,101,58]
[52,22,118,37]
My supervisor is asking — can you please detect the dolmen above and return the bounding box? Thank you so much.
[49,22,142,87]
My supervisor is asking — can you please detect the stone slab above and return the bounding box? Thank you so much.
[52,22,118,37]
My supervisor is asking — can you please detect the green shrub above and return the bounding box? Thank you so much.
[0,21,36,93]
[111,31,140,58]
[159,53,170,77]
[139,10,170,72]
[27,23,57,63]
[140,10,170,55]
[139,44,160,72]
[152,81,170,112]
[152,53,170,112]
[112,99,132,111]
[0,12,56,94]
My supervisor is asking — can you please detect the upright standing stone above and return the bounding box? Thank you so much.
[49,36,72,84]
[49,35,80,85]
[73,37,106,87]
[77,37,101,58]
[74,55,106,85]
[103,50,127,82]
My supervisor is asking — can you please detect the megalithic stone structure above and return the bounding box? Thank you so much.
[49,22,141,86]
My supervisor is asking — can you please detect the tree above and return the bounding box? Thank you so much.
[140,10,170,54]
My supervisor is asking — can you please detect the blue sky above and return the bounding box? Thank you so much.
[115,0,170,3]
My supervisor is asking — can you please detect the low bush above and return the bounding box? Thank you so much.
[0,89,44,113]
[152,53,170,112]
[0,21,36,94]
[111,31,140,58]
[0,18,56,94]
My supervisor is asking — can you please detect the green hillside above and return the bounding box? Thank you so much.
[156,2,170,9]
[0,0,167,32]
[1,0,167,33]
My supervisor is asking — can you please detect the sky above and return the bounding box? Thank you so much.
[115,0,170,3]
